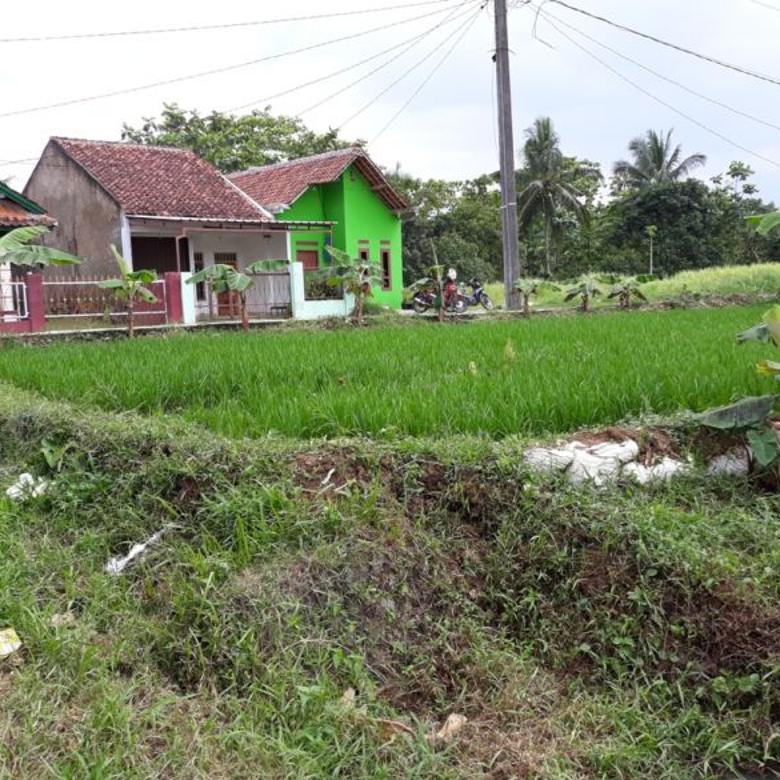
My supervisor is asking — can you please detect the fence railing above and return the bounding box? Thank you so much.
[0,281,28,321]
[43,276,167,320]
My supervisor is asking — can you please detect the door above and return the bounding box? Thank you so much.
[214,253,238,317]
[296,250,319,271]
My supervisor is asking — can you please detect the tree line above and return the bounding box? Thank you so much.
[123,104,780,284]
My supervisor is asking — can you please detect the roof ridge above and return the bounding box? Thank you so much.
[230,146,364,179]
[52,136,196,155]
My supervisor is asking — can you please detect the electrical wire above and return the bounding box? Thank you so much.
[0,0,456,44]
[372,7,484,143]
[549,0,780,87]
[539,6,780,133]
[297,0,478,118]
[338,6,482,132]
[0,4,463,120]
[534,6,780,169]
[226,0,478,115]
[747,0,780,11]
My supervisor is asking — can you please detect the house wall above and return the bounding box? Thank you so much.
[341,165,403,310]
[276,164,403,309]
[23,143,122,277]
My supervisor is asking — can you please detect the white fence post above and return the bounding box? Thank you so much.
[180,272,197,326]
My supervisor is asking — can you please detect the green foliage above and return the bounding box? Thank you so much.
[613,129,706,190]
[607,278,647,309]
[0,225,81,267]
[321,246,382,324]
[121,102,353,174]
[517,117,601,276]
[0,306,771,440]
[98,246,157,337]
[564,279,601,311]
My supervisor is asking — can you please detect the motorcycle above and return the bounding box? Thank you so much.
[412,284,467,315]
[461,278,494,310]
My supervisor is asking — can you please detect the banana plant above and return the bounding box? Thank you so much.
[322,245,382,325]
[0,225,81,267]
[698,306,780,468]
[564,279,601,313]
[745,212,780,235]
[514,279,539,317]
[607,278,647,310]
[98,246,157,339]
[188,264,250,331]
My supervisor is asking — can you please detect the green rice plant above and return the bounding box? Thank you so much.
[0,306,771,440]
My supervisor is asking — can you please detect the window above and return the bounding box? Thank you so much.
[358,241,370,263]
[193,252,206,302]
[380,245,391,290]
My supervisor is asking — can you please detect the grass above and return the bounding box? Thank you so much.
[484,262,780,310]
[1,385,779,777]
[0,305,772,439]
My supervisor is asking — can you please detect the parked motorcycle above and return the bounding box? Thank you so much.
[461,278,494,310]
[412,286,466,315]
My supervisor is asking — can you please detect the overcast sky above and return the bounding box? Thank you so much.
[1,0,779,200]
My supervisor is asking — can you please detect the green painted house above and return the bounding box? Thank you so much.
[230,148,408,309]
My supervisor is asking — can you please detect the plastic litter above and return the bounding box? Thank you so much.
[624,457,691,484]
[5,473,49,502]
[707,451,750,478]
[0,628,21,659]
[105,529,165,576]
[430,713,468,743]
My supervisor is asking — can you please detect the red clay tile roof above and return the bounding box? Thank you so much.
[0,199,55,228]
[52,137,273,223]
[229,148,408,213]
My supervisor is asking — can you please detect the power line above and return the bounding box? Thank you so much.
[747,0,780,11]
[534,7,780,169]
[0,0,456,44]
[227,0,478,115]
[0,4,462,120]
[339,6,482,131]
[373,7,484,143]
[549,0,780,87]
[539,6,780,133]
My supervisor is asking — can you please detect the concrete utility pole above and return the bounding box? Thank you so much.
[494,0,522,309]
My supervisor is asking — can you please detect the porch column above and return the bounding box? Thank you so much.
[164,272,184,324]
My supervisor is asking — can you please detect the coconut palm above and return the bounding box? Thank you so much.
[517,117,599,277]
[613,129,706,190]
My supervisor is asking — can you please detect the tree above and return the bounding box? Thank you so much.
[514,279,539,317]
[321,246,382,325]
[565,279,601,312]
[187,260,285,332]
[517,117,600,277]
[613,129,706,191]
[98,246,158,338]
[607,279,647,309]
[122,103,353,174]
[0,226,81,268]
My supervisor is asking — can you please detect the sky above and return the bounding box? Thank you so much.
[1,0,779,200]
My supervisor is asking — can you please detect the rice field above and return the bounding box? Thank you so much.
[0,305,772,439]
[484,262,780,310]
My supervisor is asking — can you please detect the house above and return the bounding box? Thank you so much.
[24,137,333,319]
[0,181,54,322]
[230,147,408,309]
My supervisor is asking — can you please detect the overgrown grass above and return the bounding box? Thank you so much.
[0,305,771,439]
[484,262,780,309]
[1,387,780,777]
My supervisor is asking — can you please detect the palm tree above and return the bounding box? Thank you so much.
[613,129,706,190]
[517,117,599,277]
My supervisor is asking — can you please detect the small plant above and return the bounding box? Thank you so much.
[188,260,284,332]
[514,279,539,317]
[322,246,382,325]
[698,306,780,468]
[607,278,647,310]
[98,246,158,339]
[565,279,601,312]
